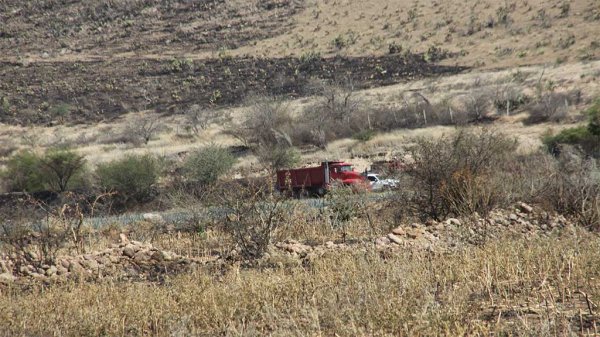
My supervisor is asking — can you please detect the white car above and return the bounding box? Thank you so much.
[365,173,399,190]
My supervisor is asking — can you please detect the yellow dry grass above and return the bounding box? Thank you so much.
[1,231,599,336]
[235,0,600,68]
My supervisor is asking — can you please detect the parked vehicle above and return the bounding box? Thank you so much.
[365,173,399,191]
[276,161,369,196]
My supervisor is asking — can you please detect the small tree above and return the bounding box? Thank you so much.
[96,154,160,203]
[184,145,236,186]
[40,149,87,192]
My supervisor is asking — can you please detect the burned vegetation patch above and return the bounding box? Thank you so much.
[0,0,303,56]
[0,54,466,125]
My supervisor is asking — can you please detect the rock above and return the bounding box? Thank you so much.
[59,259,70,269]
[391,226,406,236]
[0,272,16,284]
[119,233,130,245]
[108,255,120,264]
[143,213,165,224]
[123,245,137,258]
[150,251,165,262]
[68,261,85,274]
[518,202,533,214]
[325,241,335,248]
[45,265,58,277]
[56,266,68,275]
[446,218,461,226]
[30,273,47,281]
[133,251,151,262]
[375,236,391,246]
[509,214,518,221]
[387,233,403,245]
[82,259,99,271]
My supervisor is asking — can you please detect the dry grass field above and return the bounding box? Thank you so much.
[1,0,600,336]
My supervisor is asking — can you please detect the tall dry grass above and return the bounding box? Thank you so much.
[1,230,599,336]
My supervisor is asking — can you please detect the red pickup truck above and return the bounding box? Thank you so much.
[276,161,369,196]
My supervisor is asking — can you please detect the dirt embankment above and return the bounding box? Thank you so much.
[0,55,466,125]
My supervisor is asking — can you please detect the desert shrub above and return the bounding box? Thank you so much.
[523,90,581,125]
[543,100,600,157]
[2,149,87,193]
[183,104,222,135]
[183,145,236,186]
[256,145,300,171]
[219,181,294,259]
[96,154,160,203]
[124,115,164,145]
[227,95,294,148]
[352,129,376,142]
[40,149,87,192]
[3,151,46,192]
[405,129,517,220]
[544,157,600,228]
[297,80,362,147]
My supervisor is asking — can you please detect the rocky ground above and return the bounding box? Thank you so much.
[0,202,576,286]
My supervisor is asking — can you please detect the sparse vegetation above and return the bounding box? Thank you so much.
[2,0,600,335]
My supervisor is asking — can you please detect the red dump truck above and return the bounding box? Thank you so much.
[276,161,369,196]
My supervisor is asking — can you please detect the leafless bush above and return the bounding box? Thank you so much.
[544,157,600,228]
[218,180,294,259]
[183,104,222,135]
[459,89,492,122]
[524,90,581,125]
[226,95,294,148]
[0,192,110,270]
[403,129,517,220]
[492,81,528,116]
[297,80,363,147]
[124,115,164,145]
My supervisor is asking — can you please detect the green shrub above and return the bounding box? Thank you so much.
[3,149,86,193]
[41,149,87,192]
[543,100,600,157]
[3,151,46,192]
[96,154,159,203]
[352,129,375,142]
[184,145,236,186]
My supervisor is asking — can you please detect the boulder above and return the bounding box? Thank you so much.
[518,202,533,214]
[375,236,391,246]
[387,233,403,245]
[446,218,461,226]
[391,226,406,236]
[143,213,165,224]
[45,265,58,277]
[123,245,137,258]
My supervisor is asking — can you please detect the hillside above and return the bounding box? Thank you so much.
[1,1,600,336]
